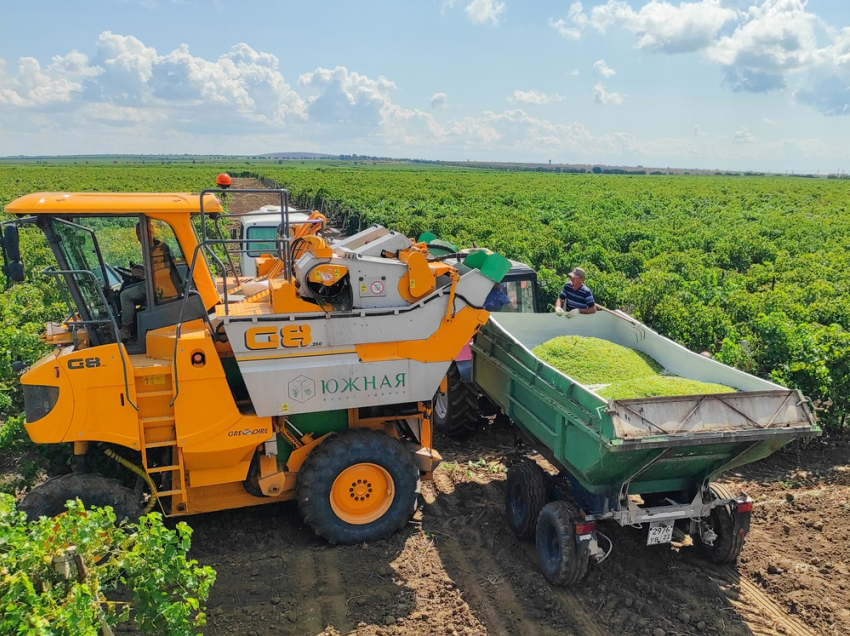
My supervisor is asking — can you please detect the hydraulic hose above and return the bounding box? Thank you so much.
[102,448,158,515]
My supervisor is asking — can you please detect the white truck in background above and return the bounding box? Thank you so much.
[236,204,312,278]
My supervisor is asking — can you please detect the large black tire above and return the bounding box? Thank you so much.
[695,483,747,564]
[505,460,548,539]
[432,363,478,438]
[296,429,420,545]
[18,473,144,523]
[535,501,590,586]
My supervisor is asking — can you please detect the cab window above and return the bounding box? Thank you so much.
[246,225,279,257]
[498,280,535,313]
[148,219,186,305]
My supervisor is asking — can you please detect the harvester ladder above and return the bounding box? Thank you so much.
[134,362,187,513]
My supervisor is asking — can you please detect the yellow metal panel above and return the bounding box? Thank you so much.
[168,328,274,481]
[397,250,436,300]
[355,305,489,363]
[5,192,223,215]
[21,350,74,444]
[270,279,325,313]
[183,481,290,515]
[22,344,142,449]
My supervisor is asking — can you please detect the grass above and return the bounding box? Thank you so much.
[532,336,734,400]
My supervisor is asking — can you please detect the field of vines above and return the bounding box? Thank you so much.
[2,163,850,436]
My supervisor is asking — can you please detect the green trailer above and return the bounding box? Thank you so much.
[469,308,820,585]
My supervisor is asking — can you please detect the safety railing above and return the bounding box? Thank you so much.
[172,188,322,406]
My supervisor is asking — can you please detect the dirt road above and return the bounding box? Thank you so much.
[187,425,847,636]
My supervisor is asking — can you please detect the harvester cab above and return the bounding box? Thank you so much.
[4,184,510,545]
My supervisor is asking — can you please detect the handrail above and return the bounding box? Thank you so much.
[41,266,138,411]
[170,242,227,408]
[170,187,294,407]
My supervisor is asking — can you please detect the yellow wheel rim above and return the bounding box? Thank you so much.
[330,463,395,525]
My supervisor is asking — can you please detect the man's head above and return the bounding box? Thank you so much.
[568,267,586,289]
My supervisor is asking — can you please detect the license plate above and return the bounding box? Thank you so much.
[647,521,674,545]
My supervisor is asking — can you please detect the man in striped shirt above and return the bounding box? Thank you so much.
[555,267,596,318]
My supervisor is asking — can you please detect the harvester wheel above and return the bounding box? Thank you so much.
[695,483,747,564]
[505,460,548,539]
[296,429,420,545]
[432,363,478,438]
[535,501,590,586]
[18,473,144,523]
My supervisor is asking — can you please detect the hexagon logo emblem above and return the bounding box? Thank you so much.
[288,375,316,403]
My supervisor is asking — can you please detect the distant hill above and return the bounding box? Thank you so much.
[261,152,337,159]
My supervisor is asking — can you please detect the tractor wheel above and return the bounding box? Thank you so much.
[695,483,747,564]
[18,473,144,523]
[505,460,548,539]
[432,363,478,438]
[296,429,420,545]
[535,501,590,586]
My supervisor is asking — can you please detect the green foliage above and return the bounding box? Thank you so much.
[2,164,850,432]
[253,167,850,432]
[0,494,216,635]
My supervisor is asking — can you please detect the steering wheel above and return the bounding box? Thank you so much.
[115,265,142,281]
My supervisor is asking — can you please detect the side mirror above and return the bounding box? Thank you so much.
[1,225,25,282]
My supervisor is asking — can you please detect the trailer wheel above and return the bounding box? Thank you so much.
[535,501,590,586]
[505,460,548,539]
[695,483,747,563]
[432,363,478,438]
[296,429,420,545]
[18,473,144,523]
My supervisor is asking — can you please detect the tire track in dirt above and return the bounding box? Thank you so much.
[425,474,610,636]
[704,564,818,636]
[316,549,353,632]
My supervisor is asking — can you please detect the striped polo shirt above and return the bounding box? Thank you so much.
[559,282,595,310]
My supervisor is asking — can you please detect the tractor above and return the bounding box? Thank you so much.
[2,184,508,544]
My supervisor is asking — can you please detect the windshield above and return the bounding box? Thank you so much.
[497,280,536,313]
[51,219,113,323]
[245,225,279,257]
[46,218,115,344]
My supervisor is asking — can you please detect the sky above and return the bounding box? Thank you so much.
[1,0,849,173]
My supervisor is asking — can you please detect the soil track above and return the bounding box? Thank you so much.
[180,178,849,636]
[224,178,287,216]
[187,426,848,636]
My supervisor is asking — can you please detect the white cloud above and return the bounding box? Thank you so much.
[732,126,756,143]
[597,0,737,53]
[507,89,563,105]
[549,19,582,41]
[550,2,588,40]
[710,1,821,72]
[430,92,448,109]
[594,83,625,105]
[0,32,306,133]
[593,59,616,78]
[465,0,505,26]
[553,0,850,115]
[298,66,395,127]
[762,117,778,125]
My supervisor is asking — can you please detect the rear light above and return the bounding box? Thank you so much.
[736,501,753,513]
[23,385,60,423]
[575,521,596,535]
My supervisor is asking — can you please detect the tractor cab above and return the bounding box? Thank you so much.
[1,193,219,354]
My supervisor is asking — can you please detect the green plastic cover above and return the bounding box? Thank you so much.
[463,250,511,283]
